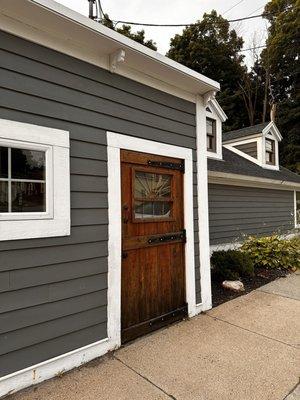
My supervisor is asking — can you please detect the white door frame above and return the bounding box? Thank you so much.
[107,131,197,347]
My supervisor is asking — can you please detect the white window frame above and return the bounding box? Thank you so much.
[0,139,53,221]
[205,102,223,160]
[0,119,70,241]
[295,190,300,228]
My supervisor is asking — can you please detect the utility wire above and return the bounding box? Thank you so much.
[223,0,245,16]
[111,13,268,28]
[240,45,266,52]
[246,4,266,17]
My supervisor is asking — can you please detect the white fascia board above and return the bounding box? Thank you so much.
[223,143,261,166]
[0,0,220,101]
[222,133,261,145]
[208,171,300,190]
[262,121,282,141]
[209,99,227,122]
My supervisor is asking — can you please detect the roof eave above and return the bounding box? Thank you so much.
[0,0,220,99]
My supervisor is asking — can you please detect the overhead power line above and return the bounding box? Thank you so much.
[112,13,268,28]
[223,0,246,16]
[240,45,266,52]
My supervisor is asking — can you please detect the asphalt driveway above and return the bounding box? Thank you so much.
[9,273,300,400]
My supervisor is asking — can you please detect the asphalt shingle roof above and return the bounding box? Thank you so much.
[208,147,300,184]
[223,122,269,141]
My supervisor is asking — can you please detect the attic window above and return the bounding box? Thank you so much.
[206,107,212,113]
[265,139,275,165]
[206,118,216,152]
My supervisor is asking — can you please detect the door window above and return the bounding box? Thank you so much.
[133,171,173,220]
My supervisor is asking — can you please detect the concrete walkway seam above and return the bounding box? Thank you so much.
[258,289,300,302]
[206,314,299,349]
[113,355,178,400]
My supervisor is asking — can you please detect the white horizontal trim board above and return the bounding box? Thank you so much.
[107,131,198,348]
[0,338,113,398]
[208,172,300,190]
[210,231,299,254]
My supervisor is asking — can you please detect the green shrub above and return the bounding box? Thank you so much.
[211,250,254,281]
[241,235,300,270]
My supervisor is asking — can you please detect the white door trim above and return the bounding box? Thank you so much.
[106,131,197,347]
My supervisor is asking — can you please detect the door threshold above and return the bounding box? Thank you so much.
[121,305,188,344]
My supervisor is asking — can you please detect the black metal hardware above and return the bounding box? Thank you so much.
[122,252,128,259]
[146,305,187,328]
[148,230,186,245]
[147,160,185,172]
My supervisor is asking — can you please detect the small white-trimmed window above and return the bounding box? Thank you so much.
[0,119,70,241]
[295,191,300,228]
[265,138,275,165]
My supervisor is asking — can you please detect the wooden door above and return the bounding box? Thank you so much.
[121,150,187,342]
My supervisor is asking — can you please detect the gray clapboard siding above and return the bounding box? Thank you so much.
[0,291,107,335]
[0,275,107,314]
[0,49,195,126]
[0,307,107,356]
[0,30,200,376]
[208,184,294,245]
[0,324,107,377]
[234,141,257,158]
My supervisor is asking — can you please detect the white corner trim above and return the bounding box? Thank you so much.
[196,95,212,312]
[106,131,197,345]
[294,190,300,228]
[0,338,114,398]
[0,119,70,241]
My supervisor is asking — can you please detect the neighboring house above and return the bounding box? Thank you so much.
[0,2,299,397]
[205,116,300,250]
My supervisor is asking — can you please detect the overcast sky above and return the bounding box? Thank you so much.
[55,0,269,68]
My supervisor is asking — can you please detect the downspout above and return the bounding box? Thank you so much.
[196,94,212,311]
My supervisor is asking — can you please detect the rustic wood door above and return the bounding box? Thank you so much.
[121,150,187,342]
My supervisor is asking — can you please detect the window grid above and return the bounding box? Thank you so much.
[0,146,46,214]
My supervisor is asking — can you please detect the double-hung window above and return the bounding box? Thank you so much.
[206,118,216,152]
[0,144,49,216]
[265,138,275,165]
[0,119,70,241]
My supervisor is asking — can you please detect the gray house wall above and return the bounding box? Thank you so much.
[208,183,295,245]
[234,142,258,158]
[0,31,200,377]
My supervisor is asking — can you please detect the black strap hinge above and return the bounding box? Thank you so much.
[147,160,185,172]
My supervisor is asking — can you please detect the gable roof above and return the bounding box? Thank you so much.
[208,147,300,184]
[223,122,269,141]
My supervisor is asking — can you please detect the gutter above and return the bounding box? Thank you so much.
[208,171,300,190]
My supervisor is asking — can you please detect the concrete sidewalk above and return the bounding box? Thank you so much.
[9,274,300,400]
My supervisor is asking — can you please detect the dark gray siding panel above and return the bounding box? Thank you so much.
[0,31,200,376]
[234,142,257,158]
[208,184,294,245]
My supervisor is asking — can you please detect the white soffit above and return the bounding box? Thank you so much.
[0,0,220,100]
